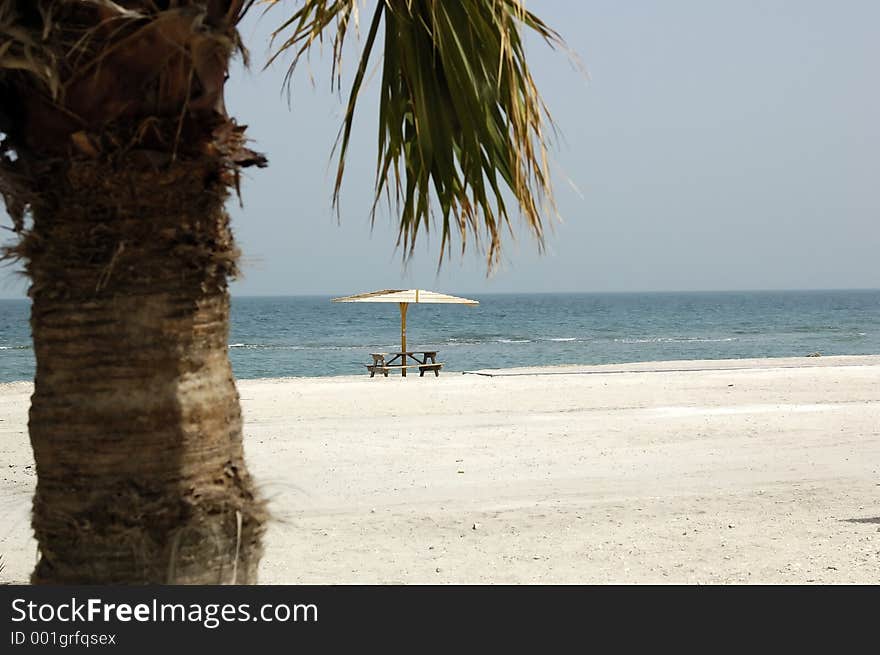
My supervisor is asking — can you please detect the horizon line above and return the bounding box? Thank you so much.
[1,287,879,301]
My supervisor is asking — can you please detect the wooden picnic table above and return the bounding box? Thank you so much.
[366,351,443,377]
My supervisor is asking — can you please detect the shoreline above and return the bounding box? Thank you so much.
[2,354,879,583]
[2,353,878,389]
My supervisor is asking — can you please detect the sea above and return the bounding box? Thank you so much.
[0,290,878,383]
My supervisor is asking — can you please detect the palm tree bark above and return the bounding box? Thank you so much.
[23,158,265,584]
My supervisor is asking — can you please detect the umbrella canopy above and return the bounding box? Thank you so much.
[332,289,479,305]
[332,289,479,375]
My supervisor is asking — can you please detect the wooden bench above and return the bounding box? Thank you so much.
[366,350,443,377]
[418,363,443,377]
[366,363,444,377]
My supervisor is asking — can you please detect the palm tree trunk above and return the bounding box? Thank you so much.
[22,158,265,584]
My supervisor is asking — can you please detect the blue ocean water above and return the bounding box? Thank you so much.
[0,290,878,382]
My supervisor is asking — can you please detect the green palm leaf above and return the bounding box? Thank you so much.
[267,0,563,269]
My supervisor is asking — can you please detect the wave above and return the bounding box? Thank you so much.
[445,337,533,346]
[0,345,30,350]
[229,343,304,350]
[451,336,589,345]
[613,337,737,344]
[229,343,398,352]
[789,325,854,333]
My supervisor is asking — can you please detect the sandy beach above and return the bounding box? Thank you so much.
[1,355,878,584]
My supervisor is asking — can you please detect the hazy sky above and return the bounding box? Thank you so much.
[2,0,878,298]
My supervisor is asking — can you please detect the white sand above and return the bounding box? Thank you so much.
[1,355,878,584]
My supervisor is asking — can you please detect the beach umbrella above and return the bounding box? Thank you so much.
[332,289,479,376]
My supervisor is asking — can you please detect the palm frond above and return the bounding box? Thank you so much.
[268,0,563,269]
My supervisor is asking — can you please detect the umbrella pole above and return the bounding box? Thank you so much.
[399,302,408,377]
